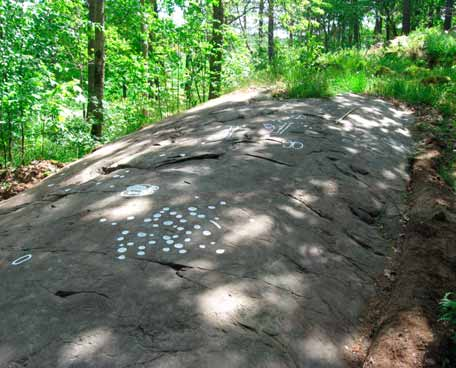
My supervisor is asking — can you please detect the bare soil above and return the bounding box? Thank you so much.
[0,160,64,201]
[347,103,456,368]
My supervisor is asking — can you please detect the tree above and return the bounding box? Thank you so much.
[403,0,411,34]
[209,0,224,99]
[444,0,453,30]
[258,0,265,56]
[267,0,274,63]
[87,0,105,138]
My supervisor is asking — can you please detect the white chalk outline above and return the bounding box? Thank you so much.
[121,184,159,197]
[209,220,222,229]
[11,254,32,266]
[283,140,304,150]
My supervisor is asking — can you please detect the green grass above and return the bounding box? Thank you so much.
[282,28,456,190]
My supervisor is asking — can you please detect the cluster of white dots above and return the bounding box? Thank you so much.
[99,200,228,261]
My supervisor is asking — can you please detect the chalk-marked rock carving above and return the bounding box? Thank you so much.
[263,117,311,150]
[121,184,159,197]
[102,199,228,260]
[11,254,32,266]
[283,140,304,150]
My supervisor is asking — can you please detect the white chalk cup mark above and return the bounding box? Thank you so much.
[11,254,32,266]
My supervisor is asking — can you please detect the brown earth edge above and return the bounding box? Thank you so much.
[0,160,64,201]
[346,102,456,368]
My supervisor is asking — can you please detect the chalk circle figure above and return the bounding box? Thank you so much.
[121,184,159,197]
[263,123,274,131]
[11,254,32,266]
[283,140,304,150]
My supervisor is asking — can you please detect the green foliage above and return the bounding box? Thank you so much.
[278,29,456,190]
[440,293,456,342]
[424,29,456,66]
[286,70,331,98]
[1,0,456,174]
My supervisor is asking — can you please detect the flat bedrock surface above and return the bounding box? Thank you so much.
[0,91,414,368]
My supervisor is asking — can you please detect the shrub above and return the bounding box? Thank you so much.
[425,28,456,66]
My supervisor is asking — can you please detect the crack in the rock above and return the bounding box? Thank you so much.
[333,163,371,188]
[323,245,376,282]
[155,153,224,168]
[7,339,58,367]
[281,192,333,221]
[101,153,223,173]
[343,230,386,256]
[20,248,109,256]
[244,153,293,167]
[280,253,312,274]
[134,257,308,298]
[175,271,210,289]
[234,321,299,368]
[349,205,376,225]
[0,200,52,216]
[101,164,138,174]
[336,106,360,124]
[54,290,110,299]
[131,324,196,353]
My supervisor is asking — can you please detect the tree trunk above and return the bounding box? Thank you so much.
[208,0,224,100]
[267,0,274,64]
[352,0,360,46]
[402,0,411,34]
[444,0,454,30]
[140,0,149,59]
[148,0,161,102]
[258,0,264,53]
[385,8,392,41]
[87,0,105,138]
[375,14,383,36]
[427,6,434,27]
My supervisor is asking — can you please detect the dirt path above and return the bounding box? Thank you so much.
[0,90,415,368]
